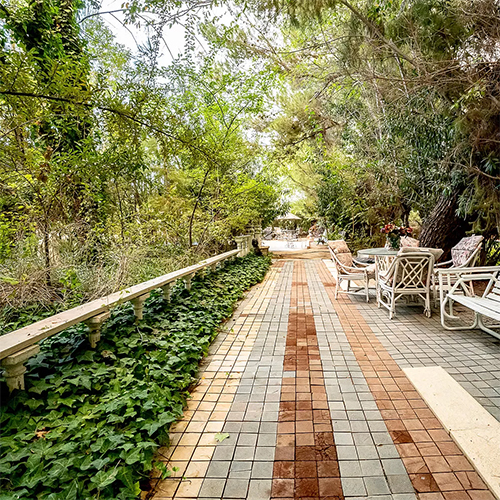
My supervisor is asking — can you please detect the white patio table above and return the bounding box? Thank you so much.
[357,247,399,258]
[357,247,398,281]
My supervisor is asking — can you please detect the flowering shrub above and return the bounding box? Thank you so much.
[380,224,413,237]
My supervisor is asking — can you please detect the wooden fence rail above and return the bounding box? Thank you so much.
[0,238,255,392]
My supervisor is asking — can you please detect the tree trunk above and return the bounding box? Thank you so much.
[419,188,468,260]
[43,223,51,288]
[401,200,411,227]
[188,169,210,248]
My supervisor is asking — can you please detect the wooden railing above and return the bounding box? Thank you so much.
[0,241,256,392]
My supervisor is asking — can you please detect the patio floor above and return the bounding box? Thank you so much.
[151,259,500,500]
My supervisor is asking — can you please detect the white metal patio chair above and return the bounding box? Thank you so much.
[434,235,484,306]
[328,240,375,302]
[376,251,436,319]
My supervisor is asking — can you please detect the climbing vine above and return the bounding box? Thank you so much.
[0,254,271,499]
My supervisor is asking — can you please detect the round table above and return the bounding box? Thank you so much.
[357,247,398,257]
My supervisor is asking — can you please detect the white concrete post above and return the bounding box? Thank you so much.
[242,235,247,256]
[84,311,110,348]
[184,274,193,291]
[255,227,262,246]
[234,236,245,257]
[1,344,40,392]
[131,294,150,321]
[245,235,251,255]
[162,283,172,301]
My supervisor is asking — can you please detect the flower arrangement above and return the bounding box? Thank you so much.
[380,224,413,250]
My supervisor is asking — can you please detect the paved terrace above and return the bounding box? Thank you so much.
[152,259,500,500]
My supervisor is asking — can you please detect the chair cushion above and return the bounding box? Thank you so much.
[451,235,483,267]
[335,251,354,268]
[365,263,376,278]
[328,240,351,254]
[400,237,419,248]
[398,246,443,261]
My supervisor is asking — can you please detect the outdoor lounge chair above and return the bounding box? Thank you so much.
[437,265,500,340]
[376,249,440,319]
[434,235,484,306]
[328,240,375,302]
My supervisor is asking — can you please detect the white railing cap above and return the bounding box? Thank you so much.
[0,249,239,360]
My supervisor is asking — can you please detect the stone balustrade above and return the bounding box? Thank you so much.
[0,248,241,392]
[234,234,253,257]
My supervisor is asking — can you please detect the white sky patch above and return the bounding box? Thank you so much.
[98,1,239,67]
[99,0,186,64]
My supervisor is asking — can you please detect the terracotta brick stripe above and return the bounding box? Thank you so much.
[272,260,344,500]
[316,261,495,500]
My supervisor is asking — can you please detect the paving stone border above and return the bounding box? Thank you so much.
[152,260,498,500]
[317,260,495,500]
[352,295,500,422]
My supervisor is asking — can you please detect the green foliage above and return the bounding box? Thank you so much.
[0,2,285,309]
[0,254,271,499]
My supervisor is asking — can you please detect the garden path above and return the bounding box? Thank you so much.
[151,259,500,500]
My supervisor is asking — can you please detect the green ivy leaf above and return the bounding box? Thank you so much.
[90,468,119,490]
[124,448,143,465]
[214,433,230,442]
[90,457,110,470]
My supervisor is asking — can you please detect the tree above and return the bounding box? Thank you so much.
[213,0,500,253]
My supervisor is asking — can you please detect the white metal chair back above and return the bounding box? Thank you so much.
[329,241,373,302]
[392,253,434,290]
[375,255,394,274]
[434,235,484,306]
[376,252,435,319]
[451,235,483,267]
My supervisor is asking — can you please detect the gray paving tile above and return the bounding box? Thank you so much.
[223,478,249,498]
[237,434,257,446]
[387,474,415,494]
[339,460,362,477]
[382,458,408,475]
[213,445,235,461]
[247,479,272,499]
[251,461,273,479]
[256,433,276,447]
[254,446,275,461]
[199,478,225,497]
[206,460,231,478]
[341,477,367,496]
[359,459,384,476]
[364,475,391,495]
[336,445,358,460]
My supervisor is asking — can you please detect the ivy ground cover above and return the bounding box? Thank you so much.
[0,254,271,500]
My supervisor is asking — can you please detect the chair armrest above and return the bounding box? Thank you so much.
[338,264,368,274]
[435,259,452,268]
[352,258,369,267]
[446,273,497,298]
[436,265,500,276]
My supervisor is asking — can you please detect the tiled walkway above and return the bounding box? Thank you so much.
[152,260,499,500]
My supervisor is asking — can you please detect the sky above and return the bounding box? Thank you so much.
[99,0,186,63]
[98,0,229,67]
